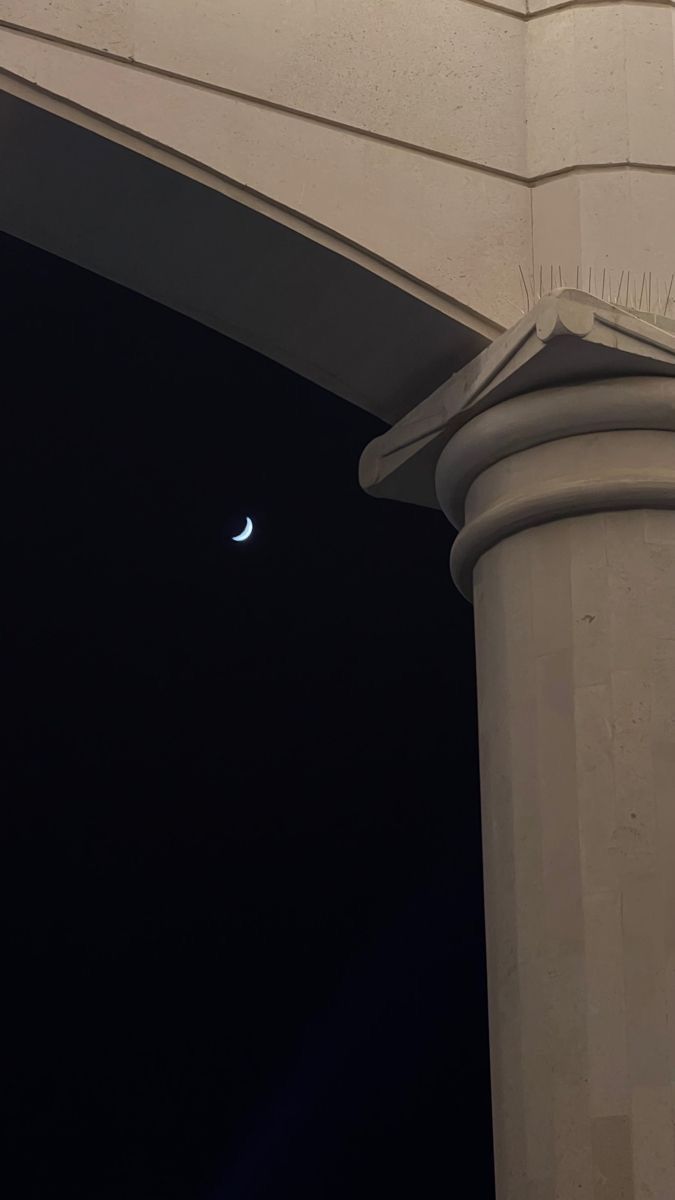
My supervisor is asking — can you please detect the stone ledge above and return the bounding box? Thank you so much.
[359,290,675,509]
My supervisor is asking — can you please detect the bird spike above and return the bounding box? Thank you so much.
[518,264,531,311]
[514,265,675,319]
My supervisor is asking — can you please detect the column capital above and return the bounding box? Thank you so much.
[359,290,675,512]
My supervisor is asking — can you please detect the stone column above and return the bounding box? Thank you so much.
[359,292,675,1198]
[435,377,675,1199]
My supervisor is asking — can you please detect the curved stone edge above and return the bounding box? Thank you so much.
[435,377,675,529]
[450,471,675,600]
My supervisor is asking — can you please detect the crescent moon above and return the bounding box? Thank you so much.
[232,516,253,542]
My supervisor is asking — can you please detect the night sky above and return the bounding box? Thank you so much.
[3,229,492,1198]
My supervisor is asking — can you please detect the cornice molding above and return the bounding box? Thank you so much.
[359,291,675,509]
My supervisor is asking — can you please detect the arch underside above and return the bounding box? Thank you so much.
[0,88,491,424]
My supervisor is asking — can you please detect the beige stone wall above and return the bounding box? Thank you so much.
[0,0,527,174]
[1,2,675,334]
[528,3,675,305]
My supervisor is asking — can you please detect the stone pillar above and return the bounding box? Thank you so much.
[359,292,675,1198]
[435,378,675,1199]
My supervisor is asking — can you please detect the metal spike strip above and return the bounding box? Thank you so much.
[516,266,675,317]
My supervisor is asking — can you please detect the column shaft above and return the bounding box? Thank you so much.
[465,430,675,1197]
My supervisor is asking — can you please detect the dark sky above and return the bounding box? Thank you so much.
[2,230,492,1198]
